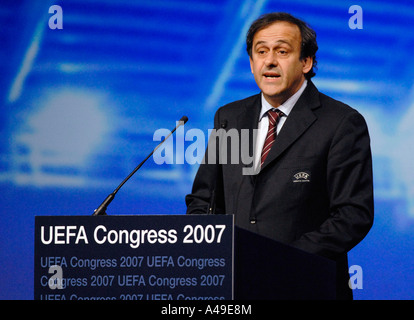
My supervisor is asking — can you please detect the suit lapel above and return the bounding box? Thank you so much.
[261,81,321,170]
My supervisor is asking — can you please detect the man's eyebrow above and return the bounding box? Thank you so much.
[254,39,293,48]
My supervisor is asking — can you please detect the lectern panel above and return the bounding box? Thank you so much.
[34,215,234,300]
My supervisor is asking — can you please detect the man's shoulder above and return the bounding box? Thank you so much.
[319,91,351,110]
[216,93,261,115]
[314,88,368,132]
[316,88,361,119]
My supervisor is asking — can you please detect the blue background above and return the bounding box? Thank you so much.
[1,0,413,299]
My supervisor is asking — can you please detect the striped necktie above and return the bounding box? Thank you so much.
[260,109,283,167]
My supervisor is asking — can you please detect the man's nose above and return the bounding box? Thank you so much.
[265,51,278,67]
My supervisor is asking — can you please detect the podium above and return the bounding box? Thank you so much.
[34,215,336,300]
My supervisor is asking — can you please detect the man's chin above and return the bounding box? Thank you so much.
[262,90,289,106]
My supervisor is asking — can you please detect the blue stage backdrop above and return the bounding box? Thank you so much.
[1,0,413,299]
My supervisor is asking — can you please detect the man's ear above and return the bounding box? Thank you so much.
[302,56,313,74]
[249,56,254,74]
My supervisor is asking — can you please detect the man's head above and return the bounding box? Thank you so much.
[246,13,318,107]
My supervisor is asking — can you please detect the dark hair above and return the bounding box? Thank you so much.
[246,12,318,79]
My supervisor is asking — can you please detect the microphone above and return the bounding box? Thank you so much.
[92,115,188,216]
[208,189,216,215]
[206,119,227,215]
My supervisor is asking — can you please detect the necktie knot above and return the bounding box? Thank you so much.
[267,109,282,126]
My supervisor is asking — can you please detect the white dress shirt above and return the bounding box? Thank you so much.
[253,80,308,172]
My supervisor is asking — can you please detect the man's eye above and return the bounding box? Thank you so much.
[278,49,289,56]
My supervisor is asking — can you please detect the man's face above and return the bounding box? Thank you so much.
[249,21,313,107]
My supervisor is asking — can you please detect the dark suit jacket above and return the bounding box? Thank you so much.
[185,81,374,299]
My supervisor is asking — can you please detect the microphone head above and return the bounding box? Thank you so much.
[179,115,188,124]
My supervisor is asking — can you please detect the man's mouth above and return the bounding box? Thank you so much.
[263,72,281,79]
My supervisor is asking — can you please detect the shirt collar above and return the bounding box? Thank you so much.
[259,79,308,120]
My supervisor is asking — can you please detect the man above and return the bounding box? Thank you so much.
[185,12,374,299]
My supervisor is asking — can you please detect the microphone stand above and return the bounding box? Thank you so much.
[92,116,188,216]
